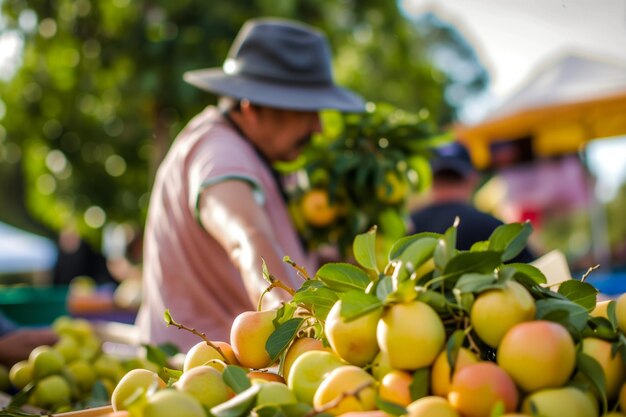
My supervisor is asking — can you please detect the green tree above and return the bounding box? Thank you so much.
[0,0,486,246]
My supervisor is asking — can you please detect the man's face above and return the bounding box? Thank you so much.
[256,107,322,161]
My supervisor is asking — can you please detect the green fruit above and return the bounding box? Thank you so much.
[66,359,97,392]
[142,389,206,417]
[94,354,125,382]
[32,347,65,379]
[176,365,232,408]
[287,350,345,405]
[31,375,71,409]
[9,360,33,389]
[256,381,297,406]
[54,336,80,362]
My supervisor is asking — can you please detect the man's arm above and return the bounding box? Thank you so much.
[197,179,295,308]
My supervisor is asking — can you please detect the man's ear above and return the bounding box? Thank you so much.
[239,99,259,125]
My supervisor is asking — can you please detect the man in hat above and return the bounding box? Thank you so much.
[410,142,535,260]
[136,18,364,350]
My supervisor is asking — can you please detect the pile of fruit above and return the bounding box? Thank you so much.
[103,221,626,417]
[0,316,158,414]
[279,102,450,261]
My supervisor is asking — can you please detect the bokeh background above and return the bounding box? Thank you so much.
[1,0,625,318]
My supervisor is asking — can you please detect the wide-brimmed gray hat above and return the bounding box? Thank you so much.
[183,18,365,112]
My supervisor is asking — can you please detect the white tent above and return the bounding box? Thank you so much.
[0,221,58,274]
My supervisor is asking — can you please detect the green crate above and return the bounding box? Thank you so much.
[0,285,69,326]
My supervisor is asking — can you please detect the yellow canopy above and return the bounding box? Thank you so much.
[455,53,626,169]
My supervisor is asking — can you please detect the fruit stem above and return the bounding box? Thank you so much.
[580,264,600,282]
[164,310,229,363]
[283,256,311,280]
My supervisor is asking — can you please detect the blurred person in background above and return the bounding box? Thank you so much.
[136,18,365,350]
[0,312,57,367]
[410,142,535,262]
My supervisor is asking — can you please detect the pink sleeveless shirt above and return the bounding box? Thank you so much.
[136,107,315,350]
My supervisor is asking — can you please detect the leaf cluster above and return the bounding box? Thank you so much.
[278,102,452,258]
[259,220,622,415]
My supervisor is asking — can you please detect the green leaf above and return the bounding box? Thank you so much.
[445,330,465,373]
[316,263,371,292]
[557,280,598,312]
[433,223,458,270]
[253,403,332,417]
[417,290,451,314]
[440,251,503,287]
[608,300,618,328]
[375,275,395,302]
[375,396,408,416]
[576,351,607,414]
[388,232,440,260]
[222,365,252,394]
[266,318,304,362]
[586,317,619,340]
[143,343,171,368]
[454,273,499,294]
[7,382,35,409]
[339,290,383,322]
[409,367,430,401]
[353,226,379,273]
[535,299,588,335]
[394,237,438,281]
[503,263,547,285]
[211,383,261,417]
[488,222,532,262]
[292,280,339,320]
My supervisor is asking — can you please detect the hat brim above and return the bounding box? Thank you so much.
[184,68,365,113]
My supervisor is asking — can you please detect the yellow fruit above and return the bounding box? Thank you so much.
[379,370,413,406]
[230,309,277,369]
[406,396,460,417]
[376,171,408,205]
[176,365,233,408]
[183,341,228,372]
[248,371,285,383]
[9,360,33,390]
[111,369,165,412]
[431,347,479,397]
[377,301,445,370]
[448,362,518,417]
[142,389,206,417]
[370,350,393,381]
[497,320,576,392]
[470,280,536,348]
[620,382,626,411]
[301,189,339,227]
[287,350,345,405]
[580,337,625,400]
[521,386,598,417]
[282,337,327,381]
[590,300,611,318]
[325,300,381,367]
[313,365,377,415]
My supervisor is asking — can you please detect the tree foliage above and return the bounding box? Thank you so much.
[0,0,487,246]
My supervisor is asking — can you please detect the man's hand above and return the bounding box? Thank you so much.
[0,328,58,367]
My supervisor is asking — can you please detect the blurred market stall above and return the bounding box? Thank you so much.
[455,52,626,280]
